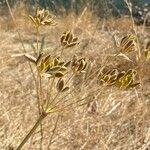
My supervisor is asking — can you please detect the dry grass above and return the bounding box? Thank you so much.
[0,4,150,150]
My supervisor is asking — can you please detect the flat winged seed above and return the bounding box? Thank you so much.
[47,66,62,73]
[57,79,64,92]
[110,75,117,81]
[54,72,64,78]
[124,41,135,52]
[129,35,136,41]
[58,62,65,66]
[72,37,78,42]
[38,62,45,73]
[111,69,118,76]
[126,69,133,75]
[68,33,73,43]
[44,55,51,62]
[60,35,66,44]
[63,41,68,47]
[120,36,128,45]
[125,45,135,52]
[59,66,67,72]
[130,83,140,88]
[65,32,71,42]
[82,62,87,71]
[103,75,110,83]
[62,87,69,92]
[77,60,85,72]
[64,61,71,67]
[54,58,59,66]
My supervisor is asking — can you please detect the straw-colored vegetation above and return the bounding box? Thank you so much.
[0,1,150,150]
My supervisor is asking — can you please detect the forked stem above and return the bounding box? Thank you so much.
[16,112,47,150]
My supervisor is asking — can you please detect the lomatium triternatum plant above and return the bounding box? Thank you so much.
[15,8,88,150]
[13,7,147,150]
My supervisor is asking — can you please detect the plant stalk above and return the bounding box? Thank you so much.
[16,112,47,150]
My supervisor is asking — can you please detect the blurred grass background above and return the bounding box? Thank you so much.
[0,0,149,17]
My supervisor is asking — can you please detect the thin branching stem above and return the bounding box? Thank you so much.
[36,26,44,150]
[47,115,60,149]
[5,2,45,149]
[48,73,74,106]
[16,112,47,150]
[50,87,101,113]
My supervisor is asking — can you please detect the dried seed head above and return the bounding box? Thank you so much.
[36,53,68,78]
[71,55,87,73]
[60,31,79,48]
[119,34,137,53]
[116,69,140,89]
[29,7,56,28]
[99,69,119,86]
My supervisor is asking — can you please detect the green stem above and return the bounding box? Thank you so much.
[16,112,47,150]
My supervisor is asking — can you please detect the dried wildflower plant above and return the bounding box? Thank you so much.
[60,31,79,48]
[16,8,89,150]
[13,7,143,150]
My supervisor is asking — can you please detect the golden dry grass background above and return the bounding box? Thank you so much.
[0,4,150,150]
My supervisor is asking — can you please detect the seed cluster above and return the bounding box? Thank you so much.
[99,68,139,89]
